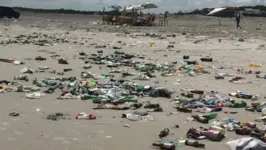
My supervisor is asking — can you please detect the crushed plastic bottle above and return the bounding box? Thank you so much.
[21,67,34,74]
[76,112,96,120]
[26,92,45,99]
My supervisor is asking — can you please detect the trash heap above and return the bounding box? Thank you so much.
[1,44,266,150]
[0,33,71,46]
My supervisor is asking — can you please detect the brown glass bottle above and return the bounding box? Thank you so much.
[185,139,205,148]
[152,143,175,150]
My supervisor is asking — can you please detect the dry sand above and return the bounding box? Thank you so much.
[0,12,266,150]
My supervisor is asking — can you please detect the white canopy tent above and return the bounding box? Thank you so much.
[120,5,144,12]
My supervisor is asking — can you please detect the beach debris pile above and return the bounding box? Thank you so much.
[0,32,266,150]
[0,33,70,46]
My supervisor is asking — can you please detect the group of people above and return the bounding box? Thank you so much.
[148,13,156,22]
[103,7,243,29]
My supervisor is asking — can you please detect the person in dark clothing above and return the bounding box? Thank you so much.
[151,13,156,22]
[235,13,241,29]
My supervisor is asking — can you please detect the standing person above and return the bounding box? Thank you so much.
[235,13,242,29]
[102,7,105,24]
[164,11,168,20]
[151,13,156,23]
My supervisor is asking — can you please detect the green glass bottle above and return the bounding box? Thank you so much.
[102,74,113,78]
[173,97,187,103]
[184,66,192,72]
[229,101,247,108]
[204,113,217,120]
[92,97,102,104]
[120,96,138,103]
[81,94,90,100]
[81,94,98,100]
[136,84,145,91]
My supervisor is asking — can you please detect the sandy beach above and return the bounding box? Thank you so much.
[0,12,266,150]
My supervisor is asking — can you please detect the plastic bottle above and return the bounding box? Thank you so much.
[227,123,235,131]
[216,102,224,107]
[211,107,223,112]
[262,108,266,116]
[248,63,261,67]
[107,63,119,68]
[241,121,256,128]
[159,128,170,138]
[215,74,224,79]
[223,118,240,125]
[149,42,155,47]
[144,103,160,109]
[202,130,224,141]
[192,115,209,124]
[255,116,266,122]
[210,126,225,135]
[14,75,28,81]
[185,139,205,148]
[252,101,260,107]
[177,107,192,113]
[173,97,187,103]
[190,90,204,95]
[250,131,264,141]
[196,65,204,73]
[147,108,163,112]
[181,93,194,98]
[235,128,252,135]
[101,83,113,89]
[256,106,262,112]
[76,112,96,120]
[246,106,255,112]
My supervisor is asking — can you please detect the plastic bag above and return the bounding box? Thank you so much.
[227,137,266,150]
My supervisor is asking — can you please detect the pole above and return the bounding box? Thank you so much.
[132,8,135,25]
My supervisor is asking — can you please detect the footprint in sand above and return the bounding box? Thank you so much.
[15,131,24,135]
[62,141,71,144]
[54,137,65,140]
[72,131,81,135]
[0,122,10,126]
[8,137,17,141]
[0,127,6,131]
[98,130,105,134]
[72,137,82,141]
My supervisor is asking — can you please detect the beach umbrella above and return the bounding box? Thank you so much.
[141,2,158,13]
[207,7,240,25]
[109,4,122,10]
[141,2,158,9]
[207,7,227,16]
[120,5,144,12]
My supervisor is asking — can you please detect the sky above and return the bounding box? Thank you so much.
[0,0,265,12]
